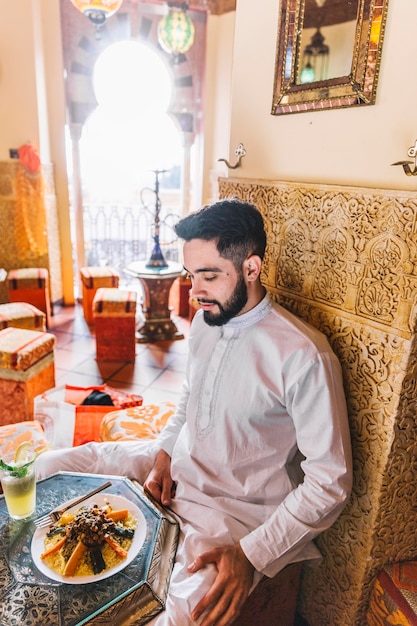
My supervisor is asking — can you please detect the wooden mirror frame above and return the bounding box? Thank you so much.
[271,0,389,116]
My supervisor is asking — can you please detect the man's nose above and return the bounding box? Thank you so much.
[189,277,204,298]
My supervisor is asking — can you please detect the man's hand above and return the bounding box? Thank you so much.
[143,449,175,506]
[188,543,255,626]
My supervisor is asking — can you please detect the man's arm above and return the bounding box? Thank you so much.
[241,351,352,577]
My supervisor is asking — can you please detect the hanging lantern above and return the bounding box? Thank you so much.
[70,0,123,35]
[157,3,195,57]
[299,27,329,84]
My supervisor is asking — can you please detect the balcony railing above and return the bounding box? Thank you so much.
[82,202,181,284]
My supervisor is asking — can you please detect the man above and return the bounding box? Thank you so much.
[37,199,352,626]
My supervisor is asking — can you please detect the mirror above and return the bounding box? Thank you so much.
[272,0,389,115]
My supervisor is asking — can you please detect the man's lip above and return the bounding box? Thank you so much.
[197,300,217,310]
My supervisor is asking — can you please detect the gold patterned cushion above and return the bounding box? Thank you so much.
[100,402,176,442]
[0,420,49,457]
[0,327,55,371]
[80,266,119,289]
[7,267,48,289]
[93,288,137,316]
[0,302,46,331]
[367,562,417,625]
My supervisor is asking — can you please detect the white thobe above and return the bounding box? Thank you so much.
[36,294,352,624]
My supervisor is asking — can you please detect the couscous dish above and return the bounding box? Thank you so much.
[40,501,137,578]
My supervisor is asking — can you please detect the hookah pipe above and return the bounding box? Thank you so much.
[144,169,169,268]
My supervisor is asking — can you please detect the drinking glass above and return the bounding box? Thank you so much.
[0,450,37,520]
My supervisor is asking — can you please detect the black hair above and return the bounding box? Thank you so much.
[174,199,266,269]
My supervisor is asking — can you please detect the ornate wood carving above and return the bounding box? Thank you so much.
[219,177,417,626]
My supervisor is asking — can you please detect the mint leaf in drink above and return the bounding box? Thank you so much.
[0,459,32,478]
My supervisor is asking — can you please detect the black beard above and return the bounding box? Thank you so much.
[202,274,248,327]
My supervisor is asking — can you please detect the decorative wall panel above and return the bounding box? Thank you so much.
[0,161,62,304]
[219,177,417,626]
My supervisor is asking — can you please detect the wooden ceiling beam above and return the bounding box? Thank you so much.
[135,0,236,15]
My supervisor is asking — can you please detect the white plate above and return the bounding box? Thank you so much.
[31,493,146,584]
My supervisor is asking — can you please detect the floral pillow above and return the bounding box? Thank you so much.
[0,420,49,459]
[100,402,176,442]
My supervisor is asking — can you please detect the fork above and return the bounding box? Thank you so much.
[34,481,112,528]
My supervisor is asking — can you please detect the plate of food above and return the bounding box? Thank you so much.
[31,493,146,584]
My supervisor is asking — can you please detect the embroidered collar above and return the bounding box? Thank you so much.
[221,293,272,333]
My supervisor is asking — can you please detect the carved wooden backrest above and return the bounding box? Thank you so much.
[219,177,417,626]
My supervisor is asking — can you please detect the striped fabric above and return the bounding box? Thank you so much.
[0,302,46,331]
[93,288,137,315]
[0,327,55,371]
[367,562,417,625]
[80,266,119,289]
[7,267,48,289]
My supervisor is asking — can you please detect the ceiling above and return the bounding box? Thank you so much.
[188,0,357,21]
[138,0,236,15]
[134,0,356,22]
[304,0,359,28]
[201,0,236,13]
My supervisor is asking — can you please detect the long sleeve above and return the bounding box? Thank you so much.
[155,371,190,457]
[240,351,352,577]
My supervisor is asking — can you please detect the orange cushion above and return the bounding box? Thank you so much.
[73,406,117,447]
[100,402,176,442]
[64,384,143,409]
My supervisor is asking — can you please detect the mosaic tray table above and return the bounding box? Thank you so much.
[0,472,179,625]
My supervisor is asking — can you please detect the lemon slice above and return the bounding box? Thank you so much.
[14,442,32,464]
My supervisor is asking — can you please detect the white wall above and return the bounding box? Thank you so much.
[228,0,417,192]
[203,11,236,204]
[0,0,40,157]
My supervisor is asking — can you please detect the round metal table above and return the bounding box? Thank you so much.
[124,261,184,343]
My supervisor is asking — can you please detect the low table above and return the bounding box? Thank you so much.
[0,472,179,625]
[124,261,184,343]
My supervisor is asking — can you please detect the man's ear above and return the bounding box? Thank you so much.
[243,255,262,282]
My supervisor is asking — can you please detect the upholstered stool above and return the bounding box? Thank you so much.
[0,327,55,425]
[80,266,119,325]
[367,561,417,625]
[7,268,51,326]
[100,402,176,442]
[0,302,46,331]
[93,288,137,361]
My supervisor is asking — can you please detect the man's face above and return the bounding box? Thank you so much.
[183,239,248,326]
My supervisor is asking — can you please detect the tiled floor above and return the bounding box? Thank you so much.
[49,301,190,406]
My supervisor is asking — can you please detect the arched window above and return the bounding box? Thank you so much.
[80,40,183,205]
[60,1,206,284]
